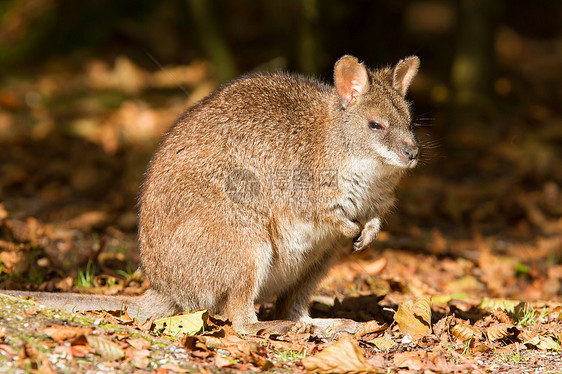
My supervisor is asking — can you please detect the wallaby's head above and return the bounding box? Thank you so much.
[333,55,420,169]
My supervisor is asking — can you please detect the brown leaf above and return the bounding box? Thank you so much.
[0,250,23,273]
[24,306,39,316]
[55,276,73,291]
[70,344,93,358]
[181,335,213,359]
[364,258,387,275]
[21,342,56,374]
[473,343,491,353]
[249,351,273,370]
[486,323,516,341]
[367,354,386,368]
[131,348,151,369]
[478,249,517,293]
[41,325,93,342]
[86,335,125,361]
[371,336,396,350]
[214,355,234,368]
[159,363,190,373]
[208,314,231,326]
[519,330,540,345]
[0,203,9,221]
[451,323,481,341]
[181,335,208,351]
[394,296,432,340]
[393,351,424,371]
[492,307,513,324]
[536,336,561,351]
[38,359,56,374]
[126,337,151,350]
[137,317,154,331]
[0,344,15,359]
[433,315,454,340]
[354,321,388,338]
[301,338,372,373]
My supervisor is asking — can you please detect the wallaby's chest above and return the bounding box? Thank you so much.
[338,160,399,223]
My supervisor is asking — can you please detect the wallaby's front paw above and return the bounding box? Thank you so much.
[340,219,361,239]
[353,228,378,251]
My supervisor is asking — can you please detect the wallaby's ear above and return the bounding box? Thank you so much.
[392,56,419,96]
[334,56,369,106]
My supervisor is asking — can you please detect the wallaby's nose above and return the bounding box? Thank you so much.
[402,144,418,161]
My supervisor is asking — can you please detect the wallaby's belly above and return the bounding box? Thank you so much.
[256,218,342,301]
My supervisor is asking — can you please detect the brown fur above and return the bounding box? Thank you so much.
[1,56,420,335]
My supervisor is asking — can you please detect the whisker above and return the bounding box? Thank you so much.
[420,139,441,145]
[414,112,435,120]
[413,122,433,128]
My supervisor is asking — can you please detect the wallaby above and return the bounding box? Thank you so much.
[2,55,420,335]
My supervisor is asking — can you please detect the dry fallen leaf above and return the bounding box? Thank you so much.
[364,258,387,275]
[137,317,154,331]
[214,355,234,368]
[38,359,56,374]
[537,335,560,351]
[159,363,190,373]
[86,335,126,361]
[0,344,15,359]
[23,306,39,316]
[394,296,432,340]
[41,325,93,342]
[394,351,424,371]
[181,335,213,359]
[479,298,521,314]
[249,351,273,370]
[519,330,540,345]
[520,329,560,350]
[20,342,55,374]
[451,323,481,341]
[70,344,93,358]
[301,338,372,373]
[485,323,516,341]
[126,337,151,350]
[354,320,388,338]
[433,315,454,340]
[154,310,209,336]
[103,309,133,323]
[131,348,151,369]
[371,336,396,350]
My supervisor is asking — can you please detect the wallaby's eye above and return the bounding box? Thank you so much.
[368,121,385,131]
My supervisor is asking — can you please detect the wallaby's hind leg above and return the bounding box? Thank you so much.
[274,250,340,322]
[274,250,364,335]
[225,278,299,334]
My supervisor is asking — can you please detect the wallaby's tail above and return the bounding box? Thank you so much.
[0,289,180,322]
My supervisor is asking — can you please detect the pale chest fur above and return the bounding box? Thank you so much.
[338,159,400,224]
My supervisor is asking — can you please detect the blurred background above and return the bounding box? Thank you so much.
[0,0,560,301]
